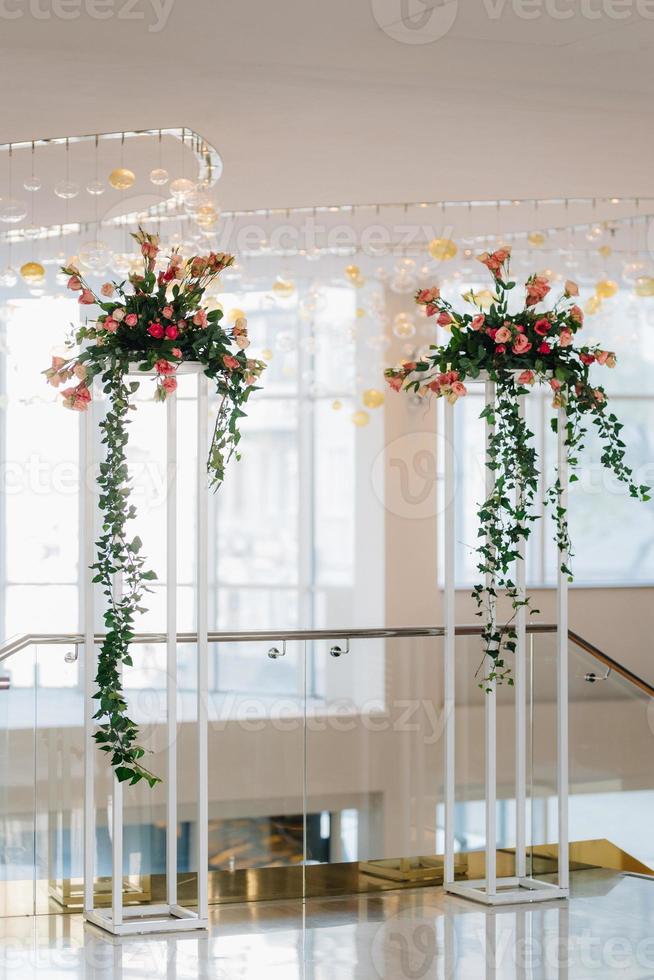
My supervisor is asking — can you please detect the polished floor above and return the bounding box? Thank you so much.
[1,870,653,978]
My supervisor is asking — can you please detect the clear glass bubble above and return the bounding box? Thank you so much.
[149,168,169,186]
[54,180,80,200]
[0,266,18,287]
[86,179,106,196]
[23,175,42,192]
[0,197,28,223]
[78,240,110,272]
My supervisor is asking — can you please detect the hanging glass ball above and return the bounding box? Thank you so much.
[169,177,195,201]
[272,278,296,298]
[86,179,106,196]
[598,244,612,258]
[20,261,46,283]
[392,313,416,339]
[149,168,169,186]
[351,410,370,427]
[195,205,220,228]
[634,276,654,297]
[108,168,135,190]
[595,279,618,299]
[332,399,343,411]
[585,295,602,315]
[22,224,44,241]
[23,175,42,192]
[54,181,80,200]
[275,331,295,352]
[0,266,18,287]
[0,197,28,223]
[78,240,110,272]
[527,232,546,247]
[112,253,132,273]
[428,238,458,261]
[362,388,385,409]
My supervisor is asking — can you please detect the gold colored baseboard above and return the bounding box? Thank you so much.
[4,839,650,917]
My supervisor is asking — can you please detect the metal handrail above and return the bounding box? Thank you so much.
[0,625,651,698]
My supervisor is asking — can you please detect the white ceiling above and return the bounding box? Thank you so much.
[1,0,653,211]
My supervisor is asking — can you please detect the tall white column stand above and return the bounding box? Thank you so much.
[84,364,209,934]
[443,376,569,905]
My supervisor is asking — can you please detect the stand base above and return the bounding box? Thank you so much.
[445,876,569,906]
[85,903,209,936]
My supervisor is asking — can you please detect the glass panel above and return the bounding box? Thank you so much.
[0,643,36,916]
[304,634,444,897]
[530,632,654,872]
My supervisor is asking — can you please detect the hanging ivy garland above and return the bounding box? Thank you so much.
[386,248,650,688]
[45,229,265,785]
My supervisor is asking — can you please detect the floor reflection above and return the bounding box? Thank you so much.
[0,870,653,978]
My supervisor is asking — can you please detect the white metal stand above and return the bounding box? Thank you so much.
[443,377,569,905]
[83,364,210,935]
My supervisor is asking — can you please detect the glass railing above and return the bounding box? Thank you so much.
[0,625,651,916]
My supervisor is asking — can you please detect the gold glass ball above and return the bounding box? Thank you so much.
[598,245,612,258]
[351,410,370,427]
[20,261,45,283]
[585,295,602,315]
[332,399,343,411]
[169,177,195,200]
[272,278,296,298]
[527,232,546,247]
[428,238,458,261]
[261,348,274,361]
[595,279,618,299]
[356,307,366,318]
[196,205,219,228]
[635,276,654,297]
[362,388,385,409]
[345,264,360,282]
[109,168,136,190]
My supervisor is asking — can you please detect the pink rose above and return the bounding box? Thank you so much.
[125,313,138,327]
[67,275,82,291]
[570,305,584,325]
[162,376,178,394]
[512,334,532,355]
[559,328,573,347]
[471,314,485,331]
[525,275,551,307]
[437,311,452,327]
[387,375,403,392]
[450,380,467,397]
[235,335,250,349]
[495,344,507,355]
[595,350,609,365]
[148,322,164,339]
[564,280,579,297]
[171,347,182,358]
[155,359,175,376]
[534,318,550,336]
[102,318,118,333]
[162,306,174,319]
[517,370,535,385]
[61,383,91,412]
[425,303,438,317]
[416,287,440,305]
[580,352,595,365]
[549,378,562,391]
[495,326,511,344]
[112,307,125,322]
[193,309,208,328]
[100,282,114,297]
[223,354,240,371]
[78,289,95,305]
[165,325,179,340]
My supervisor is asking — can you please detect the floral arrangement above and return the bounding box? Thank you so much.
[386,247,649,688]
[44,228,265,786]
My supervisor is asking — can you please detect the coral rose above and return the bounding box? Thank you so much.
[125,313,138,327]
[517,370,535,385]
[512,334,532,355]
[495,326,511,344]
[148,322,164,339]
[471,314,485,331]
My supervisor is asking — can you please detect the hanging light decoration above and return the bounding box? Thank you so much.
[332,399,343,411]
[585,295,602,315]
[351,410,370,427]
[362,388,385,409]
[109,168,135,190]
[428,238,458,261]
[0,265,18,287]
[595,279,618,298]
[598,244,612,258]
[20,261,45,283]
[634,276,654,297]
[272,277,296,298]
[527,232,546,247]
[169,177,194,201]
[392,312,416,338]
[150,168,169,186]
